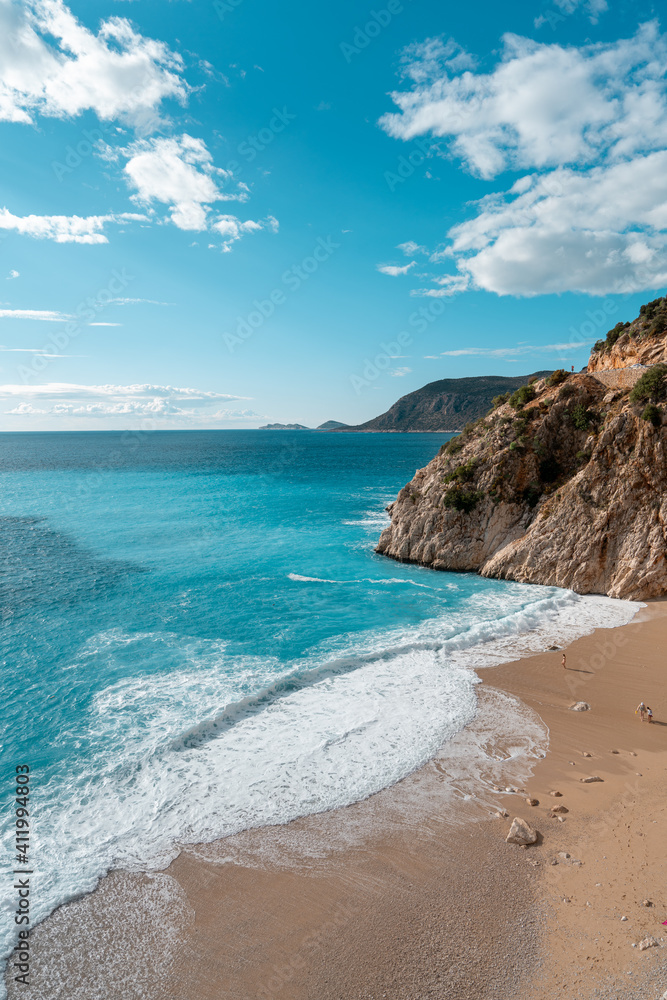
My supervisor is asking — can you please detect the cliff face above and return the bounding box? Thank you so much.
[340,373,552,432]
[377,303,667,600]
[588,297,667,371]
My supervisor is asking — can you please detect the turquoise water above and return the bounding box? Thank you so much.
[0,430,636,968]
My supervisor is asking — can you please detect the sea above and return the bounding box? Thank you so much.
[0,429,639,979]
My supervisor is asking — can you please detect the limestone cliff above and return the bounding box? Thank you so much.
[377,300,667,600]
[588,296,667,371]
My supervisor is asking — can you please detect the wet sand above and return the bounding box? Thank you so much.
[7,602,666,1000]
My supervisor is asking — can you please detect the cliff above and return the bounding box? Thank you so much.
[588,297,667,371]
[339,373,553,432]
[377,300,667,600]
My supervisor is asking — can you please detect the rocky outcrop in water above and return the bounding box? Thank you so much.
[377,300,667,600]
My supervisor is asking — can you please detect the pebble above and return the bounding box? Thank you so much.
[637,936,659,951]
[580,775,604,783]
[525,797,539,806]
[621,916,628,921]
[582,751,592,757]
[550,791,563,797]
[611,749,620,754]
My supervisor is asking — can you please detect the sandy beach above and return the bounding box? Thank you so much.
[8,601,666,1000]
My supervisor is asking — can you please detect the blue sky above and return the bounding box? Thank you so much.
[0,0,665,429]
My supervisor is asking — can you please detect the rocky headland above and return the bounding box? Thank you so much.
[338,372,552,432]
[377,298,667,599]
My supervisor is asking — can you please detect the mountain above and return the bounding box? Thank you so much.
[317,420,349,430]
[377,298,667,600]
[259,423,309,430]
[338,372,553,432]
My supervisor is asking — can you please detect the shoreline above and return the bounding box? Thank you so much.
[7,600,666,999]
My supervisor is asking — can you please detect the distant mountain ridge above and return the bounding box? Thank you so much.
[338,372,554,432]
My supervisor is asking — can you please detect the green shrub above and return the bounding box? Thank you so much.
[639,297,665,320]
[648,305,667,336]
[605,322,626,349]
[443,485,484,513]
[629,364,667,404]
[569,402,592,431]
[509,439,524,451]
[641,403,662,426]
[533,435,546,457]
[509,384,536,410]
[576,450,591,462]
[546,369,568,387]
[443,458,477,484]
[443,435,464,455]
[593,340,606,353]
[558,382,576,400]
[491,391,511,409]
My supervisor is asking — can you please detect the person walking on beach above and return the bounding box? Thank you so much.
[647,706,653,724]
[635,701,646,722]
[561,653,567,670]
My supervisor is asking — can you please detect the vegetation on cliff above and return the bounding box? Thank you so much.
[589,296,667,370]
[377,300,667,600]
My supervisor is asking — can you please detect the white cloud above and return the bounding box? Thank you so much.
[0,0,188,130]
[411,274,470,296]
[389,366,412,377]
[448,152,667,295]
[212,214,278,251]
[0,346,71,355]
[380,24,667,180]
[439,341,591,357]
[535,0,608,26]
[109,297,173,305]
[98,135,275,247]
[6,269,19,279]
[377,262,415,276]
[382,24,667,296]
[0,208,146,243]
[0,382,258,426]
[396,241,426,255]
[0,5,277,253]
[117,134,249,231]
[7,402,46,414]
[398,37,476,85]
[0,308,70,321]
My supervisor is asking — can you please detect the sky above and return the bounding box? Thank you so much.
[0,0,665,430]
